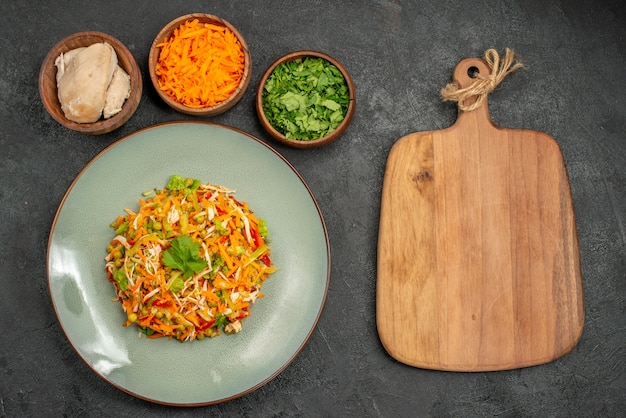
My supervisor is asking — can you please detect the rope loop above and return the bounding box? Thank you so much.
[441,48,524,111]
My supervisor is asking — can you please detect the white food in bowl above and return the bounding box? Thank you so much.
[55,42,131,123]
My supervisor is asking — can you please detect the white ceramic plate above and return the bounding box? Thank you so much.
[47,121,330,405]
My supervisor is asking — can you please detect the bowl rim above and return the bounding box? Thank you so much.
[255,50,356,149]
[38,30,143,135]
[148,13,252,117]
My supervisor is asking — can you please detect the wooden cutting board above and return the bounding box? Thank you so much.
[376,56,584,371]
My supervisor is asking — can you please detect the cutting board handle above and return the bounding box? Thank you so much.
[449,57,495,132]
[453,58,492,109]
[446,49,524,120]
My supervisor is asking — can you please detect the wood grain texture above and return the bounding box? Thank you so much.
[376,58,584,371]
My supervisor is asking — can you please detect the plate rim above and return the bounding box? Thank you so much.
[46,120,331,406]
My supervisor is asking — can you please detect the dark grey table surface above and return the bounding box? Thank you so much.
[1,1,624,417]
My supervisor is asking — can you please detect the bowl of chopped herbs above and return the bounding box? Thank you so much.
[256,50,355,149]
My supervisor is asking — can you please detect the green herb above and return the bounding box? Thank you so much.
[166,174,187,191]
[258,218,269,241]
[138,326,155,336]
[262,57,350,141]
[113,269,128,291]
[166,174,201,198]
[162,235,208,278]
[214,312,229,329]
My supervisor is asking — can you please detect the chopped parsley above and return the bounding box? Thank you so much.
[261,57,350,141]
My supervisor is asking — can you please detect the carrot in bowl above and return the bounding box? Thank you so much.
[155,19,245,108]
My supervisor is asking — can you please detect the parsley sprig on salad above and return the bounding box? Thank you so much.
[162,235,207,279]
[105,175,275,341]
[261,57,350,141]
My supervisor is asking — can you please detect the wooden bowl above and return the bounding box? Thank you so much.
[148,13,251,117]
[39,31,142,135]
[256,50,356,149]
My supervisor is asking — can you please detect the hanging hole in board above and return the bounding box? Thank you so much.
[467,66,480,78]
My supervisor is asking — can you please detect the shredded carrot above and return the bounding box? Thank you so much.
[105,177,276,342]
[155,19,245,108]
